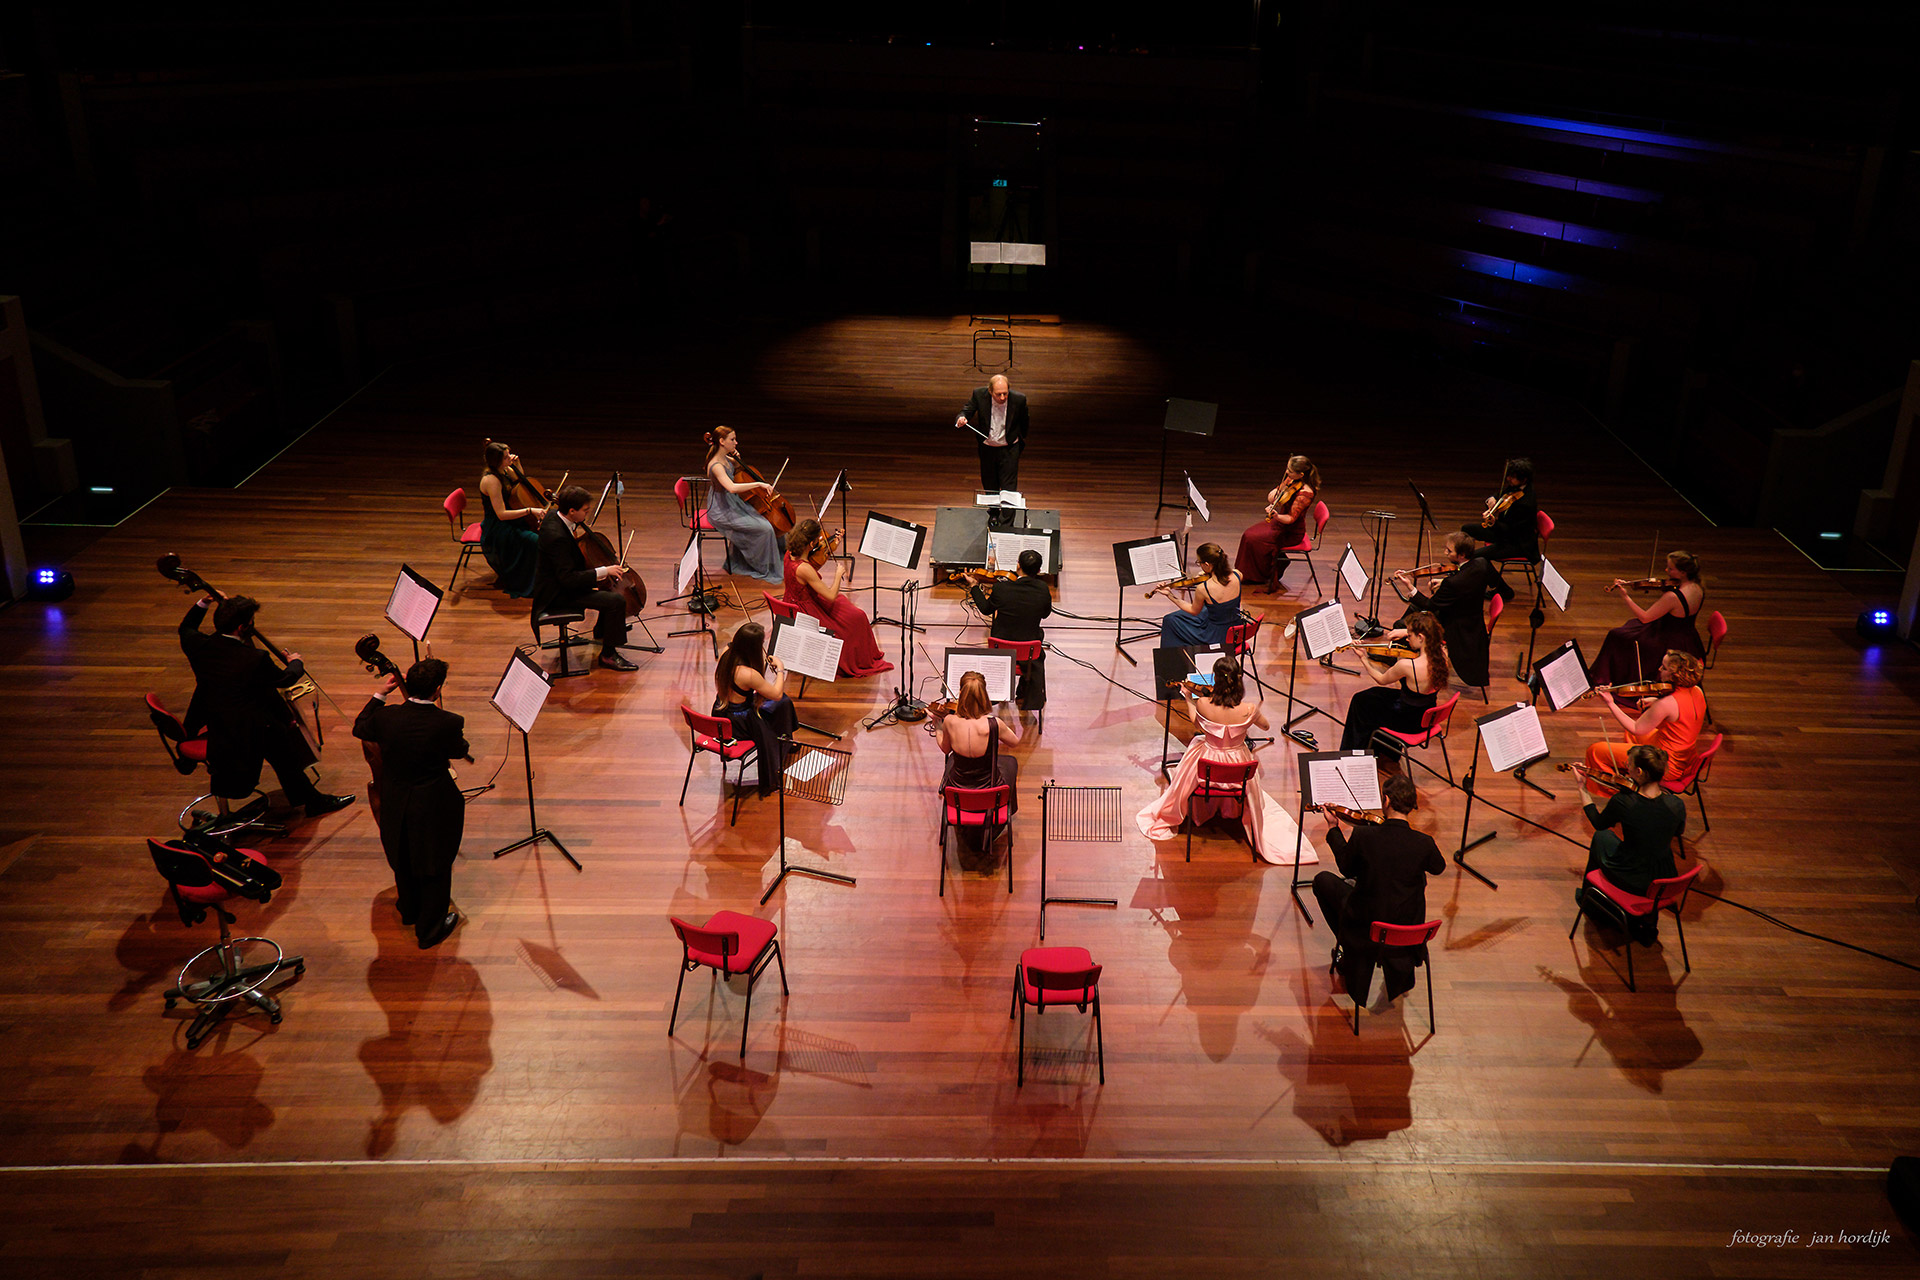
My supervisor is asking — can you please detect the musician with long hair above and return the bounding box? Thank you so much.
[703,426,783,584]
[783,518,892,678]
[1234,454,1320,594]
[1584,650,1708,791]
[1581,743,1685,900]
[1157,542,1244,648]
[932,670,1021,815]
[1462,457,1538,564]
[1340,611,1449,768]
[714,622,799,797]
[1586,551,1706,686]
[476,441,542,598]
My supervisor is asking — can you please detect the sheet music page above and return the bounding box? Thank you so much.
[1304,757,1360,809]
[1128,539,1183,585]
[1538,643,1590,711]
[975,492,1001,506]
[987,531,1051,574]
[1480,704,1550,772]
[1335,753,1384,810]
[815,474,840,526]
[677,536,700,595]
[385,566,441,642]
[859,515,919,569]
[1541,556,1571,611]
[946,650,1015,703]
[491,654,551,734]
[1338,545,1368,601]
[773,621,841,682]
[788,611,821,632]
[1186,476,1211,522]
[785,748,834,783]
[1299,601,1351,660]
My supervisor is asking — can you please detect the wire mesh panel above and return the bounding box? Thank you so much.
[1042,784,1123,842]
[783,742,852,806]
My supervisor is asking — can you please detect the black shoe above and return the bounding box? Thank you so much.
[418,910,461,950]
[598,652,638,672]
[304,793,356,818]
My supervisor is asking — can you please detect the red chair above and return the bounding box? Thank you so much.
[1570,863,1703,992]
[1371,692,1462,783]
[939,784,1014,895]
[1334,919,1442,1035]
[678,706,761,826]
[1704,611,1728,668]
[1494,509,1553,594]
[1477,595,1507,702]
[1663,732,1723,833]
[667,910,788,1059]
[1009,946,1104,1086]
[145,695,283,838]
[149,837,303,1049]
[1185,757,1259,862]
[762,594,837,697]
[1277,500,1332,594]
[443,488,485,594]
[988,636,1046,730]
[1223,612,1266,687]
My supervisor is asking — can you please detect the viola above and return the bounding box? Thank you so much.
[1145,572,1209,600]
[575,519,647,618]
[1318,803,1385,825]
[1354,641,1419,663]
[157,554,323,768]
[737,458,795,535]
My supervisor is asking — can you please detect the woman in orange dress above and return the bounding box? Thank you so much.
[1583,651,1708,793]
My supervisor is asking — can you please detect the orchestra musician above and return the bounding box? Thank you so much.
[178,594,354,822]
[353,658,469,949]
[1586,551,1707,686]
[963,549,1052,712]
[703,426,784,584]
[714,622,799,797]
[1340,612,1449,770]
[1583,651,1708,793]
[477,441,542,599]
[782,518,893,678]
[1157,542,1244,648]
[955,374,1030,499]
[932,670,1022,827]
[1390,530,1513,689]
[1579,744,1685,930]
[1234,454,1320,594]
[1462,457,1539,565]
[1311,773,1446,1006]
[531,485,639,671]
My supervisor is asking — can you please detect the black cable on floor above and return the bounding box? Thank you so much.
[1687,888,1920,974]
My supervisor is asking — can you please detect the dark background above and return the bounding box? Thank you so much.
[0,1,1914,564]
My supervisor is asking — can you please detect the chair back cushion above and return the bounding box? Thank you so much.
[1196,758,1258,792]
[443,488,467,531]
[1224,612,1265,656]
[1488,594,1504,628]
[1421,693,1462,735]
[1707,610,1728,647]
[1370,919,1442,947]
[1645,863,1703,911]
[1537,510,1555,541]
[944,784,1011,821]
[1311,501,1331,541]
[1020,946,1101,1007]
[763,593,798,622]
[146,694,187,741]
[987,636,1043,661]
[1667,733,1723,789]
[683,705,734,742]
[672,910,776,974]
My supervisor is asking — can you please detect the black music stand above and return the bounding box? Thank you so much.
[602,470,663,656]
[867,581,928,728]
[1039,782,1121,938]
[668,482,720,658]
[1407,480,1440,573]
[1155,398,1217,517]
[383,563,442,666]
[1453,702,1585,889]
[1291,749,1383,924]
[1515,554,1570,689]
[488,649,580,871]
[861,509,927,633]
[1281,600,1346,746]
[1152,644,1216,777]
[1352,509,1396,638]
[761,738,857,903]
[1320,545,1367,677]
[1112,533,1180,665]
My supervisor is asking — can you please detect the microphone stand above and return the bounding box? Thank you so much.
[867,581,927,728]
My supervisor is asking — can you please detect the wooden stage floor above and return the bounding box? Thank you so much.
[2,315,1918,1274]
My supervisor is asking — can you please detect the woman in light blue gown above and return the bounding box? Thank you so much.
[703,425,784,584]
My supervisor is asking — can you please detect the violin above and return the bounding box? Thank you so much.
[1403,562,1461,578]
[1584,680,1673,701]
[1317,803,1385,825]
[1557,761,1636,794]
[1608,577,1666,592]
[489,441,556,530]
[736,456,796,535]
[968,568,1021,582]
[805,527,844,569]
[925,698,957,719]
[575,516,647,618]
[1145,572,1210,600]
[1267,479,1305,521]
[1354,641,1419,662]
[1481,488,1521,523]
[157,555,324,767]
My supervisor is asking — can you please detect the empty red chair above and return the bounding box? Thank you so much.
[1371,692,1461,783]
[667,910,788,1059]
[1704,610,1728,668]
[443,489,484,594]
[1662,732,1724,832]
[1009,946,1104,1086]
[149,836,302,1049]
[987,636,1046,730]
[939,784,1014,895]
[679,706,761,825]
[1569,863,1703,992]
[1185,757,1259,862]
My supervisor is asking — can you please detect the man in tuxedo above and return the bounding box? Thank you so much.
[963,549,1053,711]
[1312,774,1446,1007]
[956,373,1030,497]
[178,595,353,821]
[531,485,637,671]
[1461,456,1539,565]
[1391,530,1514,688]
[353,658,470,949]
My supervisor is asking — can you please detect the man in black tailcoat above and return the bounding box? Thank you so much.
[963,549,1052,711]
[530,484,637,671]
[1312,774,1446,1007]
[353,658,470,949]
[956,373,1031,496]
[1392,530,1514,689]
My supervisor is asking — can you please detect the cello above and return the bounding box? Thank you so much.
[737,456,796,536]
[488,439,558,530]
[576,518,647,618]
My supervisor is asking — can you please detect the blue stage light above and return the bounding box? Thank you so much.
[27,568,75,602]
[1858,608,1897,640]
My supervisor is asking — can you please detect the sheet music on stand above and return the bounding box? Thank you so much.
[1301,750,1384,812]
[860,511,926,569]
[1477,703,1551,773]
[385,564,443,643]
[1294,600,1352,660]
[677,535,701,595]
[817,470,845,526]
[1185,474,1211,522]
[490,649,552,734]
[987,529,1052,574]
[772,618,843,682]
[975,490,1026,509]
[1539,556,1572,612]
[1336,545,1367,602]
[783,741,851,804]
[945,646,1016,703]
[1534,638,1591,711]
[1121,536,1183,587]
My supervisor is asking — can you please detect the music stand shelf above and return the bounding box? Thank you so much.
[1039,783,1121,938]
[762,738,857,904]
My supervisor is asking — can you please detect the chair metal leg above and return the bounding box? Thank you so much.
[1426,962,1435,1032]
[1674,907,1691,974]
[1623,925,1637,992]
[1184,807,1193,862]
[1005,817,1015,893]
[1093,996,1105,1084]
[1439,738,1453,784]
[678,751,697,806]
[450,549,466,595]
[729,757,747,826]
[1568,900,1586,938]
[740,967,754,1059]
[1009,964,1020,1021]
[1695,787,1710,833]
[1016,992,1027,1087]
[667,961,688,1036]
[938,816,949,896]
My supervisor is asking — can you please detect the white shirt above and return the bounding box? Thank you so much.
[987,397,1008,446]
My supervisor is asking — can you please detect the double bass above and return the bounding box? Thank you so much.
[354,634,405,823]
[157,554,324,767]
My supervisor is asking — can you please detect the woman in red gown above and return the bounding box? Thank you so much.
[782,518,893,679]
[1235,455,1321,593]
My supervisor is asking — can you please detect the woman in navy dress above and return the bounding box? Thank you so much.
[1340,612,1449,768]
[713,622,798,796]
[1157,542,1244,648]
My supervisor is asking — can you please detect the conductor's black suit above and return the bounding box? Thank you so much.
[354,697,469,942]
[959,385,1031,494]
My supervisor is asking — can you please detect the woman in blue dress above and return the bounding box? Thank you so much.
[477,441,542,598]
[1156,542,1245,647]
[703,426,785,585]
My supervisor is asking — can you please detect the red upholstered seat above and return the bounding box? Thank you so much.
[461,521,483,544]
[1570,864,1703,992]
[1584,869,1660,915]
[1018,946,1099,1006]
[174,846,271,905]
[693,732,756,760]
[679,909,777,974]
[679,705,763,825]
[179,739,209,764]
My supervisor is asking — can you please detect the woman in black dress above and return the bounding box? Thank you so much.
[713,622,798,796]
[1580,744,1687,941]
[1340,612,1449,768]
[1586,551,1706,686]
[932,670,1021,812]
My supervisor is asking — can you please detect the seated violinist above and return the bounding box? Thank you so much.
[530,485,636,672]
[714,622,798,797]
[1340,613,1449,770]
[782,518,892,678]
[1583,650,1707,794]
[1586,551,1706,686]
[1235,454,1320,594]
[1580,744,1685,908]
[1462,457,1538,564]
[932,670,1021,817]
[962,549,1051,712]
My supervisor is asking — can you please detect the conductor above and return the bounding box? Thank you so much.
[353,657,470,950]
[956,374,1030,496]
